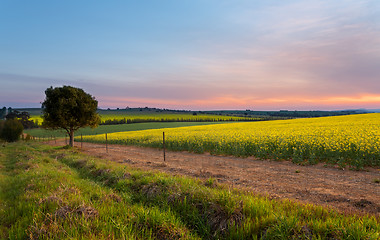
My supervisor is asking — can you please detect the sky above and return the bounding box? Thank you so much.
[1,0,380,111]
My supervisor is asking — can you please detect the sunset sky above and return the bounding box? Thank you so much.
[1,0,380,110]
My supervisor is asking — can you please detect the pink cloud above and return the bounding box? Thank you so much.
[98,93,380,111]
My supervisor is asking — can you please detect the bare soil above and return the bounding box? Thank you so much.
[49,140,380,216]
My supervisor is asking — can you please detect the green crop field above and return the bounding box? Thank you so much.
[28,108,260,126]
[81,113,380,169]
[24,122,230,138]
[1,142,378,239]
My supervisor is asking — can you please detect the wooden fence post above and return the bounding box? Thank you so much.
[163,132,166,162]
[106,133,108,153]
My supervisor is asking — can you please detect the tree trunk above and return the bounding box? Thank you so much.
[69,130,74,147]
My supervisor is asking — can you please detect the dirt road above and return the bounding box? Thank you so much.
[49,140,380,216]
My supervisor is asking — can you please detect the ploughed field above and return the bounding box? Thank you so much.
[80,113,380,169]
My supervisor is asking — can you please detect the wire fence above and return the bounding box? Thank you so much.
[29,132,169,163]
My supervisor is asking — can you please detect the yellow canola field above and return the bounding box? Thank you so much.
[82,113,380,167]
[99,113,257,122]
[31,113,258,126]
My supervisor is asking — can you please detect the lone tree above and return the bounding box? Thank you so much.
[42,86,100,147]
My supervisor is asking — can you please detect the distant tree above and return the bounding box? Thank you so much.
[5,110,19,120]
[0,107,6,119]
[0,119,23,142]
[18,111,34,129]
[41,86,100,147]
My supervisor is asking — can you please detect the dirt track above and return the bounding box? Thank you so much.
[49,140,380,216]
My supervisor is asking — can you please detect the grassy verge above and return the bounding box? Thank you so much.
[24,122,229,138]
[1,142,379,239]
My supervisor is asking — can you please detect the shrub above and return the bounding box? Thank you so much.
[0,120,4,134]
[0,120,4,142]
[0,119,24,142]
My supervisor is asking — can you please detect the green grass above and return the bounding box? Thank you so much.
[24,122,229,138]
[1,142,379,239]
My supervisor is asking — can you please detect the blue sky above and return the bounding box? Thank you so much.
[1,0,380,110]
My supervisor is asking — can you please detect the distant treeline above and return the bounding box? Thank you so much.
[265,110,361,118]
[204,110,363,118]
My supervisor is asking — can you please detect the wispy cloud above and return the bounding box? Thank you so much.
[1,0,379,110]
[161,0,380,108]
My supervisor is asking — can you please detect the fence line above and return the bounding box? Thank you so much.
[163,131,166,162]
[105,133,108,153]
[27,132,170,164]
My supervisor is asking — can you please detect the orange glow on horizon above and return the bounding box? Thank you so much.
[321,95,380,103]
[99,94,380,110]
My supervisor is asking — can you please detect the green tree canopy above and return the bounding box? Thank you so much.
[42,86,100,147]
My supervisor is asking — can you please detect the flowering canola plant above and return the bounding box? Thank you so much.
[81,113,380,167]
